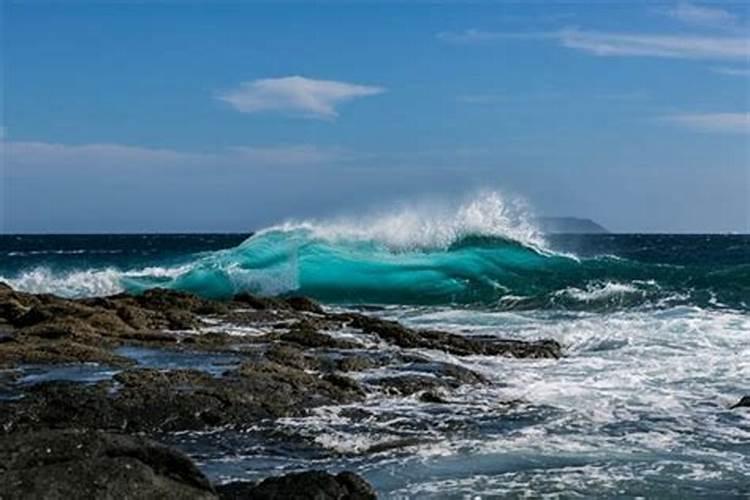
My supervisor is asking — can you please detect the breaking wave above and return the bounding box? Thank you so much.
[2,193,748,311]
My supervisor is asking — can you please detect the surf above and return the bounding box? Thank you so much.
[2,193,748,311]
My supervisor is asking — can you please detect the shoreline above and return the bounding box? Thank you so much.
[0,283,560,498]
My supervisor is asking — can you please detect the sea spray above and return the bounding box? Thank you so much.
[1,193,748,311]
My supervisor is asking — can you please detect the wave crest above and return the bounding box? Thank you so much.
[254,191,547,252]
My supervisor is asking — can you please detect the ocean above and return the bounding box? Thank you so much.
[1,195,748,498]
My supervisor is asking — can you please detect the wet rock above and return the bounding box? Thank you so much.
[133,288,228,315]
[0,363,365,433]
[341,313,561,358]
[233,292,288,311]
[419,391,449,404]
[0,339,132,369]
[730,396,750,409]
[265,343,320,371]
[235,361,366,414]
[0,429,216,499]
[279,321,359,350]
[365,437,429,454]
[216,470,376,500]
[16,317,101,341]
[284,296,325,314]
[368,375,446,396]
[367,361,485,397]
[336,355,379,372]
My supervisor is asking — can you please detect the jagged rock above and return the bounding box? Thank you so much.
[0,429,216,499]
[284,296,325,314]
[279,321,359,350]
[419,391,449,404]
[0,363,365,434]
[340,313,561,358]
[730,396,750,409]
[216,470,376,500]
[0,339,132,369]
[369,375,446,396]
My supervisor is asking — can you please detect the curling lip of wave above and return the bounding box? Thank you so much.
[250,191,548,253]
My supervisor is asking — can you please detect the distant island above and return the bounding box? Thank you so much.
[535,217,609,234]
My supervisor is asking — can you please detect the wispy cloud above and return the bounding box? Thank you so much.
[665,2,738,27]
[457,91,562,104]
[437,29,507,44]
[559,28,749,60]
[439,27,750,61]
[3,141,353,170]
[216,76,385,119]
[664,112,750,133]
[229,145,352,166]
[712,66,750,77]
[4,141,205,169]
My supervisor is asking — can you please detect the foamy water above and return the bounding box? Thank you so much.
[181,305,749,498]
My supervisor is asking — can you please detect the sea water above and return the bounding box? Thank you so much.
[2,193,748,498]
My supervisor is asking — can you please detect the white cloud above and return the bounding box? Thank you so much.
[3,141,352,170]
[712,66,750,76]
[216,76,385,119]
[664,112,750,133]
[439,27,750,61]
[229,145,352,166]
[558,28,749,60]
[437,29,507,44]
[3,141,205,169]
[666,3,738,27]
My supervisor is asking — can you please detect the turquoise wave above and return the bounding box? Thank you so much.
[122,228,749,311]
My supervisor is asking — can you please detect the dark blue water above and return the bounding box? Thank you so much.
[1,229,748,498]
[1,232,747,312]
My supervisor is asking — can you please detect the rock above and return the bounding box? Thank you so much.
[279,322,359,350]
[216,470,376,500]
[284,296,325,314]
[341,313,562,359]
[0,363,365,433]
[0,339,133,368]
[265,343,320,371]
[369,375,446,396]
[16,317,101,341]
[367,361,485,397]
[364,437,428,454]
[730,396,750,409]
[336,355,379,372]
[233,293,288,311]
[419,391,449,404]
[0,429,216,499]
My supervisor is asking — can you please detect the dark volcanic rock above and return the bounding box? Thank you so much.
[419,391,449,404]
[0,363,365,434]
[341,313,561,359]
[367,361,486,396]
[369,375,446,396]
[0,338,133,369]
[279,321,359,350]
[285,296,325,314]
[216,470,376,500]
[0,429,216,500]
[730,396,750,409]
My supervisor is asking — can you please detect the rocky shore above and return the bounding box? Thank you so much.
[0,283,562,499]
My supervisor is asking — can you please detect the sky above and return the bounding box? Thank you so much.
[1,1,749,233]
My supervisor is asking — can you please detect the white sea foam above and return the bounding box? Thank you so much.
[255,191,549,252]
[555,281,641,302]
[253,304,750,497]
[0,265,191,298]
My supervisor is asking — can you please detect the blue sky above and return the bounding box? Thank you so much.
[2,1,749,233]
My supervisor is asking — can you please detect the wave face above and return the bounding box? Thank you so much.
[108,194,747,312]
[2,194,748,311]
